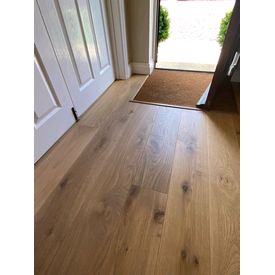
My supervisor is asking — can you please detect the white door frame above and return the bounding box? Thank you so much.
[151,0,159,67]
[105,0,131,79]
[106,0,158,78]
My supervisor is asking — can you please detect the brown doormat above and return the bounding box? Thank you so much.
[133,69,213,108]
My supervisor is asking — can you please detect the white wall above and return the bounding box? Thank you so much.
[125,0,157,74]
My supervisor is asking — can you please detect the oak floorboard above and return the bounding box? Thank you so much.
[155,110,211,275]
[35,102,140,275]
[36,104,158,275]
[207,112,240,275]
[140,107,182,193]
[109,186,167,275]
[35,75,240,275]
[35,76,147,215]
[34,124,97,214]
[232,111,240,145]
[79,75,147,128]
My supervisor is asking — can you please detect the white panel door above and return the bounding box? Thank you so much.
[34,1,75,162]
[37,0,115,116]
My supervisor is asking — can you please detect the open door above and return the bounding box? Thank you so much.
[197,0,240,109]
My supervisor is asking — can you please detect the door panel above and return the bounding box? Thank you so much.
[90,0,110,70]
[57,0,95,85]
[34,58,59,121]
[34,1,75,162]
[37,0,115,116]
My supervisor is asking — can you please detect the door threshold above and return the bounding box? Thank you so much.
[156,62,216,73]
[154,67,214,74]
[130,99,202,111]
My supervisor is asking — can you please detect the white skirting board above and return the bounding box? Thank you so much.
[130,62,154,75]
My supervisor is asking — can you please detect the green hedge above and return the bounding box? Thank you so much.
[217,10,233,46]
[158,5,170,43]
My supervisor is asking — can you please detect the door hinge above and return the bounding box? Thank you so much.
[71,107,79,122]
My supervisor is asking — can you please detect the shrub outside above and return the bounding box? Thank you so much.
[217,10,233,47]
[158,5,170,43]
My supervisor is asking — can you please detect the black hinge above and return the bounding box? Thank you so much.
[71,107,79,122]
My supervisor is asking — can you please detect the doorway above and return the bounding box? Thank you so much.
[156,0,235,73]
[133,0,236,110]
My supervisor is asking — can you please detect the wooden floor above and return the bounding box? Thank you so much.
[35,75,240,275]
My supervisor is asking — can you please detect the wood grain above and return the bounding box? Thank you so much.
[35,104,151,273]
[35,75,240,275]
[155,110,211,275]
[111,186,167,275]
[207,112,240,275]
[36,103,159,275]
[140,107,182,193]
[79,76,148,128]
[34,76,147,215]
[232,111,240,145]
[34,124,97,214]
